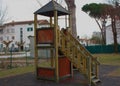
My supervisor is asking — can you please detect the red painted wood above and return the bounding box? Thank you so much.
[59,57,71,77]
[36,28,54,44]
[37,68,55,78]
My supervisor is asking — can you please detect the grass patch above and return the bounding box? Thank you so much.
[0,65,35,78]
[93,54,120,77]
[93,54,120,65]
[0,60,50,78]
[0,54,120,78]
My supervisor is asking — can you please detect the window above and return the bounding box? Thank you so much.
[28,23,32,25]
[27,27,33,32]
[11,44,14,47]
[7,36,9,40]
[7,29,9,33]
[11,28,15,33]
[20,28,23,42]
[20,28,23,38]
[0,44,3,48]
[20,28,23,31]
[20,28,23,34]
[0,29,3,34]
[0,37,3,41]
[12,36,15,40]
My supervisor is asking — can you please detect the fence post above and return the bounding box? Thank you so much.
[10,49,13,69]
[25,47,28,66]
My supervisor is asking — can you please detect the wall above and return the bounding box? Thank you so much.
[106,21,120,45]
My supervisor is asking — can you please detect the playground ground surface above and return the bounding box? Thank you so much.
[0,65,120,86]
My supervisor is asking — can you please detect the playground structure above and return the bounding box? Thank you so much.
[34,0,100,86]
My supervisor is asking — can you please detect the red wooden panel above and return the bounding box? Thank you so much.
[37,67,55,78]
[36,28,54,44]
[59,57,71,77]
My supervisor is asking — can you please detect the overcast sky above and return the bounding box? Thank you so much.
[2,0,107,38]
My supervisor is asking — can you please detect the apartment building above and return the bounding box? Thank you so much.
[106,21,120,45]
[0,20,49,51]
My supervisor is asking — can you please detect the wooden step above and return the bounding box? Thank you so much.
[92,78,101,86]
[91,75,96,79]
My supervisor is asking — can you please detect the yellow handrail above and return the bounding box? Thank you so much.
[57,29,100,85]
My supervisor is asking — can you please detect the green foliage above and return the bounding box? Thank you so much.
[90,36,102,44]
[82,3,113,19]
[82,3,103,18]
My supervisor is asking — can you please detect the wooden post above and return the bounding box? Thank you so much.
[77,53,81,68]
[95,64,99,78]
[84,58,87,74]
[34,14,38,77]
[88,57,92,86]
[50,17,52,27]
[50,17,54,67]
[65,15,67,28]
[83,58,86,74]
[68,14,72,33]
[54,10,59,82]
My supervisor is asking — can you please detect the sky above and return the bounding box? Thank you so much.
[2,0,107,38]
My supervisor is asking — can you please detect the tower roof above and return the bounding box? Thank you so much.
[34,1,69,17]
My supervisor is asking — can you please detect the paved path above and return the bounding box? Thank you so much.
[99,65,120,86]
[0,65,120,86]
[0,72,88,86]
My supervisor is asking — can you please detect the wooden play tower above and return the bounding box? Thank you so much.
[34,0,101,86]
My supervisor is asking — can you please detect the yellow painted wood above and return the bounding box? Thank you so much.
[34,14,38,68]
[58,29,100,84]
[68,14,72,33]
[88,57,92,86]
[77,50,80,68]
[50,17,52,27]
[95,63,99,78]
[54,10,59,82]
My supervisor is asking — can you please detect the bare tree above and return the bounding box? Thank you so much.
[15,41,25,51]
[0,0,8,25]
[2,40,12,54]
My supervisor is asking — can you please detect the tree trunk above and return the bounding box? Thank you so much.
[94,18,106,45]
[102,19,106,45]
[65,0,77,37]
[111,18,118,53]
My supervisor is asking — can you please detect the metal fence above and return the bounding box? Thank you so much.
[85,45,120,54]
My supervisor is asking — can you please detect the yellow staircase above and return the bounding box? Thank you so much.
[58,29,101,86]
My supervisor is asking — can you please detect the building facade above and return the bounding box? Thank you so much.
[106,21,120,45]
[0,20,49,51]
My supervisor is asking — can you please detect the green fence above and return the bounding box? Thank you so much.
[85,45,120,54]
